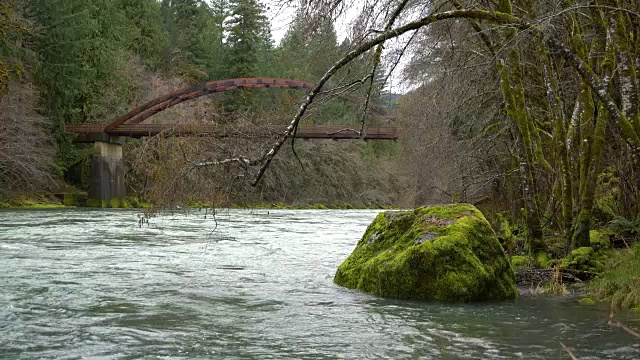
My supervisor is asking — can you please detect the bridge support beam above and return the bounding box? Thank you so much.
[88,138,126,208]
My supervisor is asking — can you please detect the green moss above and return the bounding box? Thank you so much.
[1,198,65,209]
[594,194,617,224]
[535,252,552,268]
[308,203,329,210]
[544,234,567,259]
[494,213,516,255]
[590,229,612,250]
[17,203,65,209]
[593,169,620,225]
[122,197,154,209]
[334,204,517,302]
[63,194,76,207]
[108,198,121,208]
[127,197,141,208]
[85,197,132,208]
[578,297,597,305]
[511,255,533,269]
[331,200,354,209]
[573,247,594,257]
[560,246,606,280]
[63,192,88,207]
[86,198,103,208]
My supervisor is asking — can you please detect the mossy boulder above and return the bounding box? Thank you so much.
[560,247,606,280]
[578,297,597,305]
[334,204,517,301]
[590,229,612,251]
[511,255,533,269]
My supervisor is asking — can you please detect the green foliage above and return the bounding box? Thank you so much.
[273,12,373,123]
[608,216,640,243]
[32,0,133,167]
[0,0,32,92]
[86,197,129,208]
[334,204,517,301]
[359,141,399,163]
[590,245,640,309]
[118,0,167,68]
[224,0,270,77]
[275,13,339,82]
[3,0,399,206]
[222,0,271,110]
[161,0,224,80]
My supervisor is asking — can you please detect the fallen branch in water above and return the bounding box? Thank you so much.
[560,342,577,360]
[608,301,640,340]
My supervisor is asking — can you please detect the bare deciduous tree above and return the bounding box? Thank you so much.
[0,80,55,199]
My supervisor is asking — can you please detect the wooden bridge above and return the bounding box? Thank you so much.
[66,123,398,141]
[65,77,398,207]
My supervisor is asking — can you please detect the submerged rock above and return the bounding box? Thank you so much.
[334,204,517,301]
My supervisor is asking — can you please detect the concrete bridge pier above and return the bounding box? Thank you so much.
[88,135,126,207]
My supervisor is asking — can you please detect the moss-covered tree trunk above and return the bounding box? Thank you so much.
[570,8,615,248]
[495,0,544,255]
[543,61,573,233]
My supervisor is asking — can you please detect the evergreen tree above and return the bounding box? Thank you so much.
[274,11,341,81]
[118,0,167,68]
[31,0,131,167]
[223,0,272,111]
[161,0,223,81]
[275,13,351,123]
[224,0,271,78]
[0,0,29,93]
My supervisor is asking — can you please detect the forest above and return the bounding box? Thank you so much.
[1,1,640,306]
[0,0,407,210]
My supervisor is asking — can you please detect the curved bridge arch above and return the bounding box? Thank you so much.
[105,77,385,134]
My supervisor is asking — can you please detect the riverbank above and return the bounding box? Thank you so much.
[511,242,640,310]
[0,197,65,209]
[588,244,640,309]
[0,193,396,211]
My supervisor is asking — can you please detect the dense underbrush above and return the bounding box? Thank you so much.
[506,215,640,309]
[590,244,640,309]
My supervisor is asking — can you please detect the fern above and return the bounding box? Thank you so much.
[608,216,640,241]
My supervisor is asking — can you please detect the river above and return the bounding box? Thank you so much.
[1,209,639,359]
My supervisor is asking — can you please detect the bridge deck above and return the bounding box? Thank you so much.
[66,124,398,142]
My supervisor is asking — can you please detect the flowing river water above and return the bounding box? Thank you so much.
[1,209,639,359]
